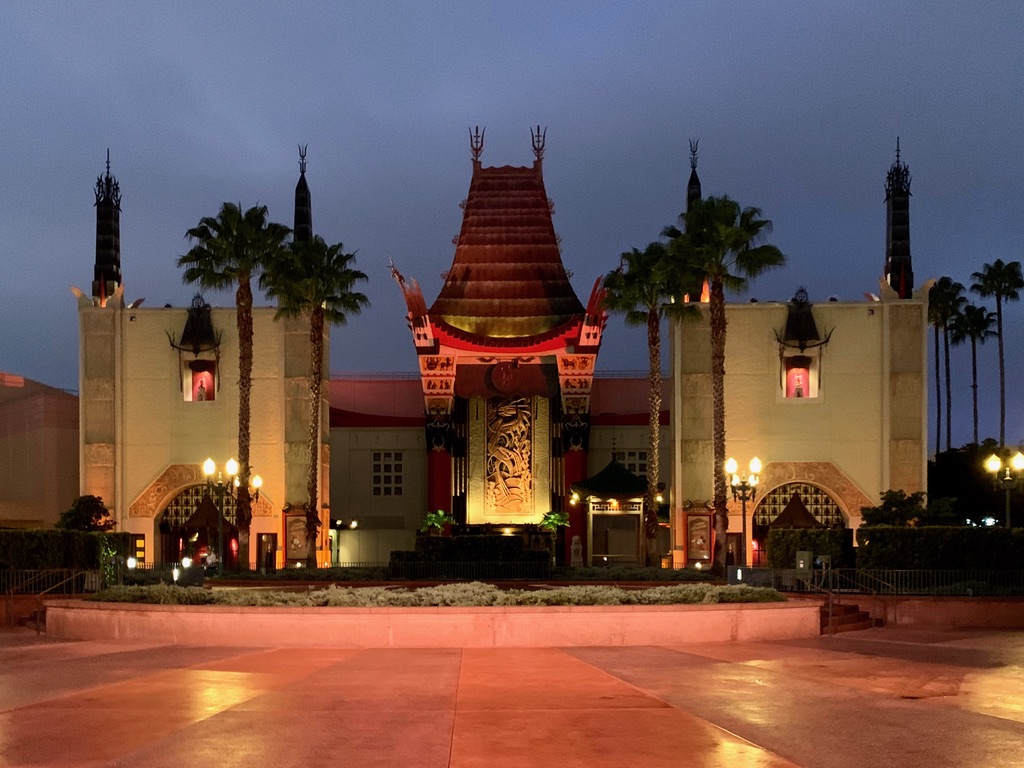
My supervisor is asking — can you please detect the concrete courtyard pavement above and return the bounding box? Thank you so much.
[1,625,1022,767]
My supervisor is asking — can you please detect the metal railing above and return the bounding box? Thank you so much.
[733,568,1024,596]
[2,569,99,596]
[387,560,553,581]
[3,569,100,626]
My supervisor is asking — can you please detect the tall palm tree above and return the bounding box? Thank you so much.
[603,242,700,566]
[949,303,997,444]
[971,259,1024,447]
[928,277,965,452]
[262,235,369,567]
[665,196,785,575]
[179,202,291,569]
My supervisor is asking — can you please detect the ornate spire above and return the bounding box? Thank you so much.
[94,148,121,209]
[686,138,702,213]
[92,149,122,305]
[531,125,546,164]
[884,138,913,298]
[469,126,485,163]
[293,144,312,243]
[885,136,912,197]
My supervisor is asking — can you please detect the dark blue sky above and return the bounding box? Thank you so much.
[3,2,1023,448]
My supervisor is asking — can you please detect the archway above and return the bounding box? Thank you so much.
[751,482,846,566]
[157,484,239,567]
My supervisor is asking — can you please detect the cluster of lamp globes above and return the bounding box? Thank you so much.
[725,456,762,489]
[983,451,1024,480]
[201,457,263,494]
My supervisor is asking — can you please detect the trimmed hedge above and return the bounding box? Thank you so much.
[0,530,132,570]
[856,526,1024,570]
[766,528,854,569]
[403,534,551,563]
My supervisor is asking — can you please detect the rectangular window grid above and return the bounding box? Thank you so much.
[613,450,648,478]
[372,451,403,497]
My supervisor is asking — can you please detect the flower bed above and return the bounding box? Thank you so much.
[93,581,783,607]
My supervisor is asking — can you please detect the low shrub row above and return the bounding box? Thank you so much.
[766,529,854,568]
[855,526,1024,569]
[0,530,132,570]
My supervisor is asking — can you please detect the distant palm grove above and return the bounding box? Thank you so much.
[930,259,1024,452]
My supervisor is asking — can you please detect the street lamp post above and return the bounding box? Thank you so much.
[724,456,762,567]
[203,457,238,575]
[984,451,1024,528]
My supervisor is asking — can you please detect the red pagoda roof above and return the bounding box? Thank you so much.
[428,161,584,338]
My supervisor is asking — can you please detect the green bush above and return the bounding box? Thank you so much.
[766,528,854,568]
[0,530,132,570]
[855,526,1024,569]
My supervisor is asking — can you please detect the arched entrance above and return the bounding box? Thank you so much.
[158,484,239,567]
[751,482,847,566]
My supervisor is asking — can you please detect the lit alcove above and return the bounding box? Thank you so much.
[169,294,222,404]
[184,359,216,402]
[783,353,819,399]
[775,287,831,401]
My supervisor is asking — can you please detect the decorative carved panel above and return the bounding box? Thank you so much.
[741,461,873,523]
[83,443,115,466]
[129,464,273,520]
[486,397,533,515]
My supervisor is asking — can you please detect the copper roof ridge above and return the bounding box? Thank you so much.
[431,315,583,347]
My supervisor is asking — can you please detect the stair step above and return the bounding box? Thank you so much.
[16,608,46,631]
[820,603,881,634]
[820,604,860,617]
[827,618,875,634]
[829,610,871,626]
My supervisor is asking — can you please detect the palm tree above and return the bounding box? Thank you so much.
[928,277,965,452]
[262,235,369,567]
[603,242,700,566]
[179,203,291,569]
[971,259,1024,447]
[949,303,997,444]
[665,196,785,575]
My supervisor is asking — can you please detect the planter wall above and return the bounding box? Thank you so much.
[45,600,819,648]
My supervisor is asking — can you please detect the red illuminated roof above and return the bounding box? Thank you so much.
[428,161,584,338]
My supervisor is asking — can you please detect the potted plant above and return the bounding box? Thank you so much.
[538,511,570,564]
[538,511,570,531]
[420,509,455,536]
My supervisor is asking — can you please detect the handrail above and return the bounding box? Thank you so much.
[33,571,92,634]
[736,568,1024,596]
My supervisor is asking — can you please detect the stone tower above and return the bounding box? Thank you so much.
[92,151,122,306]
[884,138,913,298]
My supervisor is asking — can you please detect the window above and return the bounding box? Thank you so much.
[613,450,648,478]
[372,451,403,496]
[131,534,146,563]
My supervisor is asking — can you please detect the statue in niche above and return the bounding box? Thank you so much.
[486,397,533,514]
[196,381,207,401]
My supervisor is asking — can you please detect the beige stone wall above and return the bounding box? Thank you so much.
[79,302,328,566]
[328,426,426,526]
[670,297,927,562]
